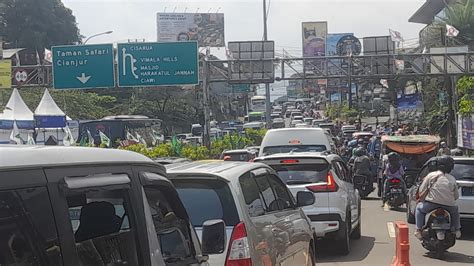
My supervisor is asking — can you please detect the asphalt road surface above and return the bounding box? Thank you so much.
[316,191,474,265]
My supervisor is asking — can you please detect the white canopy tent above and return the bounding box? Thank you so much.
[0,89,35,144]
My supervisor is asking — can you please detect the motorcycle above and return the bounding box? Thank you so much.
[385,177,406,208]
[353,174,374,199]
[420,208,456,258]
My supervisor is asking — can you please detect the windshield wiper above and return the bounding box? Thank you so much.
[286,180,313,185]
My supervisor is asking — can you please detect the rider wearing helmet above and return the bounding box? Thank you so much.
[382,152,406,204]
[414,156,460,239]
[437,141,451,156]
[352,147,372,178]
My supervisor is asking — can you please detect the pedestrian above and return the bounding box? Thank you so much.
[437,142,451,156]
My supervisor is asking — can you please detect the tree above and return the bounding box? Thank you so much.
[456,76,474,116]
[0,0,80,55]
[420,0,474,49]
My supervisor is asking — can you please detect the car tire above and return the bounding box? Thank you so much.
[336,214,351,255]
[407,202,415,224]
[351,205,362,240]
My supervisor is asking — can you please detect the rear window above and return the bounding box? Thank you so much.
[262,145,327,155]
[173,179,239,227]
[451,161,474,180]
[271,163,329,184]
[222,152,250,161]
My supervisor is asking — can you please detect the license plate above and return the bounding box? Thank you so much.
[462,187,474,196]
[391,188,402,193]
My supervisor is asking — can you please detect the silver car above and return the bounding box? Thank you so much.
[166,161,316,265]
[255,152,362,255]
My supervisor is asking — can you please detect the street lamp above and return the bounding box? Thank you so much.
[83,31,113,44]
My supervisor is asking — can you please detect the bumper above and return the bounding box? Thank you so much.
[307,214,343,238]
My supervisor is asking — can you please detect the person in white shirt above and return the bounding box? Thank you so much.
[414,156,461,239]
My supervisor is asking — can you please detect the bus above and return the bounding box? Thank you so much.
[250,96,266,112]
[245,112,265,123]
[79,115,162,147]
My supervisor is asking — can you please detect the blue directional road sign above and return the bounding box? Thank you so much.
[52,44,115,89]
[117,42,198,87]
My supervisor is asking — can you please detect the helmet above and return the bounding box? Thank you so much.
[387,152,399,161]
[348,140,358,148]
[354,147,366,157]
[440,141,447,148]
[431,156,455,173]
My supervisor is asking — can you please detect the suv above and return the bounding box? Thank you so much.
[407,156,474,224]
[166,161,317,265]
[255,152,361,255]
[0,146,225,266]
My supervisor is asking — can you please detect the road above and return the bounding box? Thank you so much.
[316,192,474,265]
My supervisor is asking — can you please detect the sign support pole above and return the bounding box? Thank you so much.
[263,0,272,127]
[202,48,211,150]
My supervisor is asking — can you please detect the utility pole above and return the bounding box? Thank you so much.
[442,28,455,148]
[202,48,211,150]
[263,0,272,127]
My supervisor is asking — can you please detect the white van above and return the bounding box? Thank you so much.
[259,128,334,156]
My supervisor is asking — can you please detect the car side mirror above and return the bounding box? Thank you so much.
[201,219,226,255]
[296,191,315,207]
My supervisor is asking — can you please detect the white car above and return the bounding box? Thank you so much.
[255,152,362,255]
[290,120,303,127]
[295,123,310,128]
[259,128,334,156]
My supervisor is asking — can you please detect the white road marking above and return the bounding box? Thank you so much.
[387,222,396,238]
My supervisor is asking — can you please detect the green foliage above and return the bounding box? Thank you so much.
[244,129,267,146]
[456,76,474,116]
[325,103,358,120]
[210,134,253,158]
[181,145,209,161]
[0,0,81,53]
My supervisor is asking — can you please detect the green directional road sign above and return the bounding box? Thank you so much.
[117,41,198,87]
[52,44,115,89]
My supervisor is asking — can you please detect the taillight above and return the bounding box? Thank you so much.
[306,172,338,192]
[389,179,401,183]
[226,222,252,266]
[280,159,299,164]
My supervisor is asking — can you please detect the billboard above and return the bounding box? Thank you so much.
[0,59,11,89]
[302,22,327,72]
[157,13,225,47]
[396,93,424,122]
[326,33,352,56]
[227,41,274,84]
[458,115,474,149]
[363,36,395,74]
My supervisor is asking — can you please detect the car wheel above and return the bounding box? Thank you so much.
[407,202,415,224]
[336,214,351,255]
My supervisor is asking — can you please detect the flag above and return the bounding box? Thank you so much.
[87,130,95,146]
[171,135,182,156]
[27,133,35,145]
[395,60,405,71]
[446,24,459,37]
[9,122,23,145]
[380,79,389,88]
[63,126,75,146]
[136,132,147,147]
[99,131,111,147]
[389,29,403,42]
[44,48,52,62]
[126,130,138,142]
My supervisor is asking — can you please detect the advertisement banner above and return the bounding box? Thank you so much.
[458,115,474,149]
[0,59,11,89]
[157,13,225,47]
[302,22,327,72]
[396,93,424,122]
[326,33,352,56]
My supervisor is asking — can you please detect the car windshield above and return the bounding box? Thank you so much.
[262,145,327,155]
[272,163,329,184]
[451,161,474,180]
[173,179,239,227]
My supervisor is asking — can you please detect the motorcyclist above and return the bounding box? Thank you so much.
[437,142,451,156]
[382,152,407,205]
[352,147,372,179]
[414,156,461,240]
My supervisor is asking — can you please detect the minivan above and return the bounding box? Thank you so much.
[259,128,334,156]
[167,161,317,265]
[0,146,226,266]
